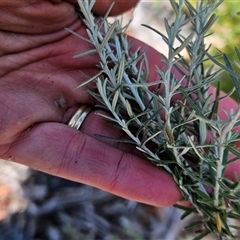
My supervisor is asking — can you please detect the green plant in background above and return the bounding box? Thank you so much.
[70,0,240,239]
[208,1,240,100]
[187,1,240,101]
[211,0,240,59]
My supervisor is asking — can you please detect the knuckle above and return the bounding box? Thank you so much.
[109,152,131,192]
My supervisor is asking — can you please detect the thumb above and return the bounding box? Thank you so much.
[66,0,139,16]
[92,0,139,16]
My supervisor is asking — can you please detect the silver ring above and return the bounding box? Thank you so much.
[68,105,91,130]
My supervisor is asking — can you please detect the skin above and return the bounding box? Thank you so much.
[0,0,239,207]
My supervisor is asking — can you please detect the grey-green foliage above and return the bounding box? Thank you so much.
[70,0,240,239]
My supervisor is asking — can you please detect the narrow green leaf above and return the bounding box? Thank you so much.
[141,24,169,44]
[225,145,240,165]
[169,0,179,14]
[199,121,207,145]
[117,54,125,85]
[184,220,205,230]
[222,53,240,102]
[141,129,163,147]
[112,90,120,111]
[201,13,217,34]
[209,80,220,119]
[65,28,91,43]
[125,100,134,118]
[222,148,229,167]
[229,225,240,230]
[99,21,117,53]
[94,111,118,123]
[73,49,97,58]
[192,230,211,240]
[204,50,240,88]
[234,47,240,61]
[175,206,196,220]
[184,167,215,188]
[98,2,115,30]
[173,33,194,57]
[76,70,104,88]
[88,0,96,12]
[179,87,205,118]
[94,134,135,144]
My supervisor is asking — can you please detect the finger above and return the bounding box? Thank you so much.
[66,0,139,16]
[5,122,181,207]
[73,110,143,158]
[51,0,62,2]
[0,1,77,33]
[93,0,139,16]
[0,20,82,56]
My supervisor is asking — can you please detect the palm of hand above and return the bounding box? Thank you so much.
[0,0,181,207]
[0,8,96,152]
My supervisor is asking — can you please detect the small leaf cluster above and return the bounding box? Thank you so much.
[72,0,240,239]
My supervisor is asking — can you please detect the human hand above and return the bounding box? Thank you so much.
[1,0,239,208]
[0,0,182,207]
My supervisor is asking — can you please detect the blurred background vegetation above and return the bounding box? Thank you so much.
[210,1,240,100]
[148,1,240,100]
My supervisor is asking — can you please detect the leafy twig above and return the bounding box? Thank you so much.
[72,0,240,239]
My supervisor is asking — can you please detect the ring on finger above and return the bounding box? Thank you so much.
[68,105,91,130]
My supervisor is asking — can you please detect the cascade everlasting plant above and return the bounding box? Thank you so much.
[69,0,240,239]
